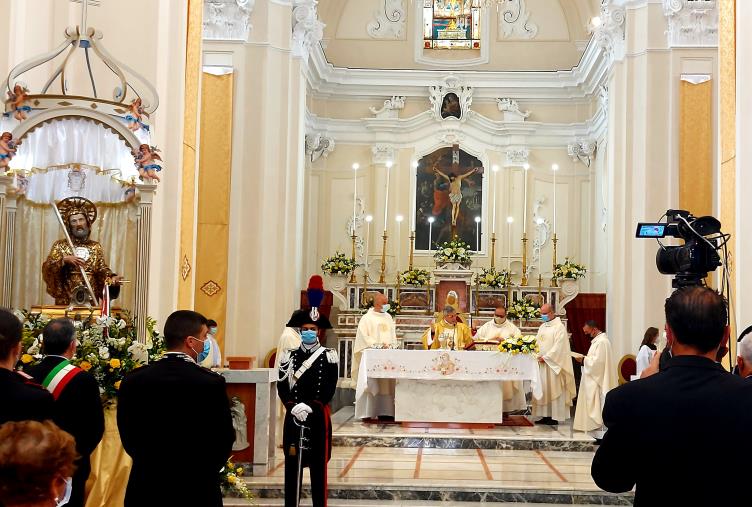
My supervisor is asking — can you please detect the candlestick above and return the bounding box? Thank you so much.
[361,270,369,307]
[552,163,558,234]
[352,162,359,226]
[538,274,543,295]
[365,215,373,276]
[474,216,481,252]
[408,230,415,270]
[523,163,529,234]
[492,164,499,234]
[349,232,357,283]
[379,230,388,283]
[521,233,529,286]
[551,233,558,287]
[506,216,513,272]
[383,160,392,230]
[490,233,496,269]
[396,215,404,272]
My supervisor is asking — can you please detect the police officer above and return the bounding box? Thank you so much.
[0,308,54,425]
[277,310,338,507]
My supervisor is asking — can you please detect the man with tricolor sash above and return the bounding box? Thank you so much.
[27,318,104,507]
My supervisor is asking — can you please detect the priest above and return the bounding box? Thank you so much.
[573,321,617,438]
[474,306,526,412]
[532,304,576,425]
[274,310,306,370]
[351,292,398,418]
[421,305,473,350]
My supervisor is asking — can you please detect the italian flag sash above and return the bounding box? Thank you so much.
[41,360,82,400]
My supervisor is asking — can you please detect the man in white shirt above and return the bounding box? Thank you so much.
[573,321,617,438]
[532,304,576,425]
[474,306,527,412]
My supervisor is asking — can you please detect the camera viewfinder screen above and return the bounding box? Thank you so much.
[636,224,666,238]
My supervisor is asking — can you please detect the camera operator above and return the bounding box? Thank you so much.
[591,286,752,506]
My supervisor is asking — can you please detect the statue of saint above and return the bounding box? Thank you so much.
[42,197,122,306]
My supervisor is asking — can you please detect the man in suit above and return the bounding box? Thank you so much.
[0,308,54,425]
[591,286,752,506]
[117,310,234,507]
[26,318,104,507]
[278,310,339,507]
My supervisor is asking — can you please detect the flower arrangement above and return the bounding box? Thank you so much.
[399,268,431,286]
[321,251,357,275]
[17,309,165,407]
[475,267,511,288]
[507,299,541,321]
[220,458,253,499]
[553,257,587,280]
[434,239,473,266]
[361,299,400,317]
[498,334,539,355]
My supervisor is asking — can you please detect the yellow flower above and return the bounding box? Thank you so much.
[79,360,92,371]
[21,354,33,364]
[236,467,244,475]
[114,380,122,390]
[109,358,121,369]
[227,475,237,484]
[227,462,235,470]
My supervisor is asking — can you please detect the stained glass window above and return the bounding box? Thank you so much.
[423,0,482,50]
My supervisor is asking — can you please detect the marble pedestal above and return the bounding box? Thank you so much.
[394,379,503,423]
[219,368,277,475]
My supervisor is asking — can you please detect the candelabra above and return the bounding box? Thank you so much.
[379,231,388,284]
[521,233,529,286]
[361,271,369,307]
[349,233,358,283]
[551,233,558,288]
[490,233,496,269]
[538,274,543,298]
[408,231,415,270]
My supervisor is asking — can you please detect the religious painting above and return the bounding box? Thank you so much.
[415,145,484,251]
[476,292,508,312]
[423,0,482,50]
[441,92,461,119]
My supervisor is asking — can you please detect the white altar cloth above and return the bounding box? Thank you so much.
[355,349,542,422]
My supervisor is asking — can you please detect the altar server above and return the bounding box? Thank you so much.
[351,292,398,383]
[26,318,104,507]
[573,321,617,438]
[532,304,576,425]
[474,306,526,412]
[117,310,234,507]
[421,305,473,350]
[277,311,339,507]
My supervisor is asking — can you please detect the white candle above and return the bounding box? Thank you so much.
[428,216,435,252]
[365,215,373,268]
[523,163,529,234]
[410,160,418,231]
[552,163,559,233]
[474,216,481,252]
[492,165,499,234]
[352,163,359,231]
[384,160,392,230]
[507,216,514,271]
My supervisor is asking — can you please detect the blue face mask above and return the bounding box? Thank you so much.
[541,315,550,322]
[194,338,211,363]
[380,304,391,314]
[301,330,318,344]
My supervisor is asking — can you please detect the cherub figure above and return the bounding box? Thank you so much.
[125,98,149,132]
[133,144,162,182]
[0,132,21,169]
[7,85,31,121]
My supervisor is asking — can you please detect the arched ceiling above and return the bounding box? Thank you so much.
[317,0,601,72]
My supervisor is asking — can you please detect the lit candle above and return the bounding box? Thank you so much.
[474,216,481,252]
[523,163,529,234]
[410,160,418,232]
[552,163,559,233]
[492,164,499,234]
[384,160,392,230]
[352,163,359,231]
[428,216,435,252]
[507,216,514,271]
[396,214,404,270]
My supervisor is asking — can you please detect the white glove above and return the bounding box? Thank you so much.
[291,403,313,422]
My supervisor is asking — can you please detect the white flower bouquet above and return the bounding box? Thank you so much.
[321,251,357,275]
[475,267,511,288]
[433,239,473,266]
[553,257,587,280]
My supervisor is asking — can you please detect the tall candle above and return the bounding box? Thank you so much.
[507,216,513,271]
[352,163,359,230]
[383,161,392,230]
[552,163,559,233]
[365,215,373,268]
[491,165,499,234]
[523,164,529,234]
[396,215,404,270]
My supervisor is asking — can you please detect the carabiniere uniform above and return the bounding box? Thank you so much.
[277,343,339,507]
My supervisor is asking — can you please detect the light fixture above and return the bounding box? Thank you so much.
[427,216,435,224]
[396,214,404,222]
[536,217,544,225]
[474,216,481,223]
[492,164,500,172]
[590,16,602,29]
[352,163,360,170]
[507,216,514,224]
[523,163,530,170]
[366,215,373,223]
[552,163,559,171]
[386,160,393,169]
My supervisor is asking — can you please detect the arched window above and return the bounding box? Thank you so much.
[423,0,482,50]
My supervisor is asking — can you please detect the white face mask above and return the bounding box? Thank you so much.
[494,316,506,325]
[56,477,72,506]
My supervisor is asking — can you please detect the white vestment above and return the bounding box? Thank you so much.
[274,327,301,370]
[199,333,222,368]
[635,344,655,378]
[532,317,576,421]
[475,319,527,411]
[573,333,617,437]
[352,309,398,418]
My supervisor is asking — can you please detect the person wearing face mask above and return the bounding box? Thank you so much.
[277,311,338,507]
[572,321,616,439]
[199,319,223,369]
[532,304,576,425]
[474,306,527,412]
[351,292,398,393]
[117,310,234,507]
[0,420,77,507]
[421,306,473,350]
[0,308,54,425]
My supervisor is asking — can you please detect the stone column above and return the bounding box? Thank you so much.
[134,183,157,343]
[2,194,18,308]
[0,175,13,306]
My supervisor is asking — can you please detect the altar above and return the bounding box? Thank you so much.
[355,349,542,423]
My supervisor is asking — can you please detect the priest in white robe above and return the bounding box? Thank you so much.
[474,306,527,412]
[532,304,576,425]
[573,320,617,438]
[352,292,398,419]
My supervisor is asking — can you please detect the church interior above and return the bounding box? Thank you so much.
[0,0,748,506]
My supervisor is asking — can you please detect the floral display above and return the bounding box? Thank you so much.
[321,251,357,275]
[474,267,511,288]
[553,257,587,280]
[399,268,431,286]
[17,309,164,407]
[498,334,539,355]
[433,239,473,266]
[220,458,253,499]
[507,299,541,321]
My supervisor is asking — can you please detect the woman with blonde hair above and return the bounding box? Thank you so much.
[0,420,77,507]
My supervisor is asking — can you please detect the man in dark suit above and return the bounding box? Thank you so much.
[591,286,752,506]
[117,310,234,507]
[26,318,104,507]
[0,308,54,424]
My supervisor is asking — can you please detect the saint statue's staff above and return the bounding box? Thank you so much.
[52,202,98,305]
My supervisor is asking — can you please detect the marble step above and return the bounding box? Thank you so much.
[225,500,616,507]
[331,433,595,452]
